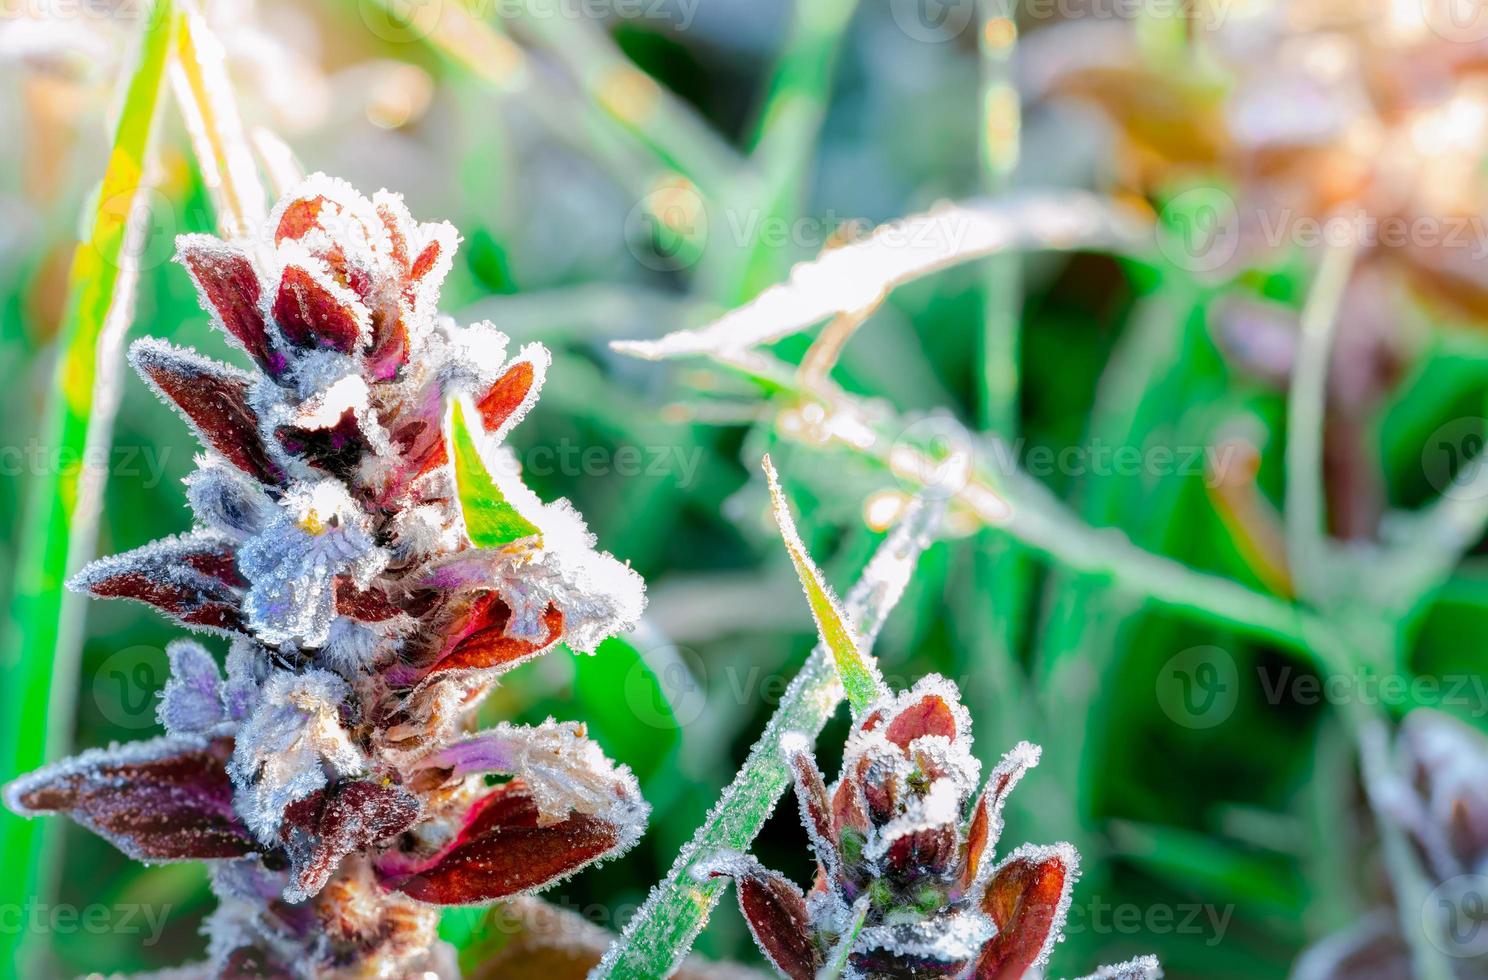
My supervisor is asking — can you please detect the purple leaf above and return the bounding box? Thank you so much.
[130,339,283,485]
[4,735,255,861]
[70,533,246,634]
[279,777,421,902]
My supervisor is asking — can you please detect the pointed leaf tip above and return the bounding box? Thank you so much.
[761,454,886,716]
[448,398,543,549]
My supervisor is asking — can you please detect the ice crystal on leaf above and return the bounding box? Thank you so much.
[4,175,648,978]
[707,672,1160,980]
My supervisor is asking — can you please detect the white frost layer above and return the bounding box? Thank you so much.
[228,668,365,841]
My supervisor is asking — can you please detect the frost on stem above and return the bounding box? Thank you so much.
[707,676,1159,980]
[4,175,648,978]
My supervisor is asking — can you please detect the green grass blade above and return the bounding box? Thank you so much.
[448,398,543,547]
[709,0,860,302]
[762,454,886,716]
[1284,237,1357,602]
[171,0,267,238]
[590,499,940,979]
[0,2,177,973]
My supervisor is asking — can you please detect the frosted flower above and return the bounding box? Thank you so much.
[1295,709,1488,980]
[5,176,647,977]
[704,675,1160,980]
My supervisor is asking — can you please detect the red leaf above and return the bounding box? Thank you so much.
[376,198,413,270]
[425,594,563,678]
[377,780,621,905]
[709,861,820,980]
[5,736,254,861]
[786,745,836,855]
[832,760,871,839]
[131,340,283,485]
[885,821,958,883]
[176,237,282,375]
[957,743,1040,898]
[72,534,246,633]
[280,778,421,901]
[476,357,542,433]
[974,846,1078,980]
[336,579,405,623]
[409,239,443,282]
[275,195,329,243]
[273,264,366,353]
[885,694,959,749]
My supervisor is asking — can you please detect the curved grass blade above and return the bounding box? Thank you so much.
[0,2,177,973]
[171,0,267,239]
[762,454,886,716]
[590,497,941,979]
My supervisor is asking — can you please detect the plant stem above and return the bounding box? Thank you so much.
[709,0,861,304]
[1284,235,1356,600]
[975,0,1021,435]
[508,2,742,199]
[710,348,1321,655]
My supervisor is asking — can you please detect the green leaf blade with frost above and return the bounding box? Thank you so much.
[762,454,886,716]
[449,396,543,548]
[590,497,942,980]
[612,193,1148,362]
[0,1,178,972]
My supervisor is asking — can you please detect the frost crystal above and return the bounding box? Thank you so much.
[707,673,1158,980]
[5,176,648,978]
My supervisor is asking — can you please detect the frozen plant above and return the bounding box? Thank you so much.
[4,175,648,977]
[702,676,1160,979]
[1295,709,1488,980]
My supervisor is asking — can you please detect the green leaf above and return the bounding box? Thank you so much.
[0,1,177,974]
[762,454,887,716]
[448,397,543,548]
